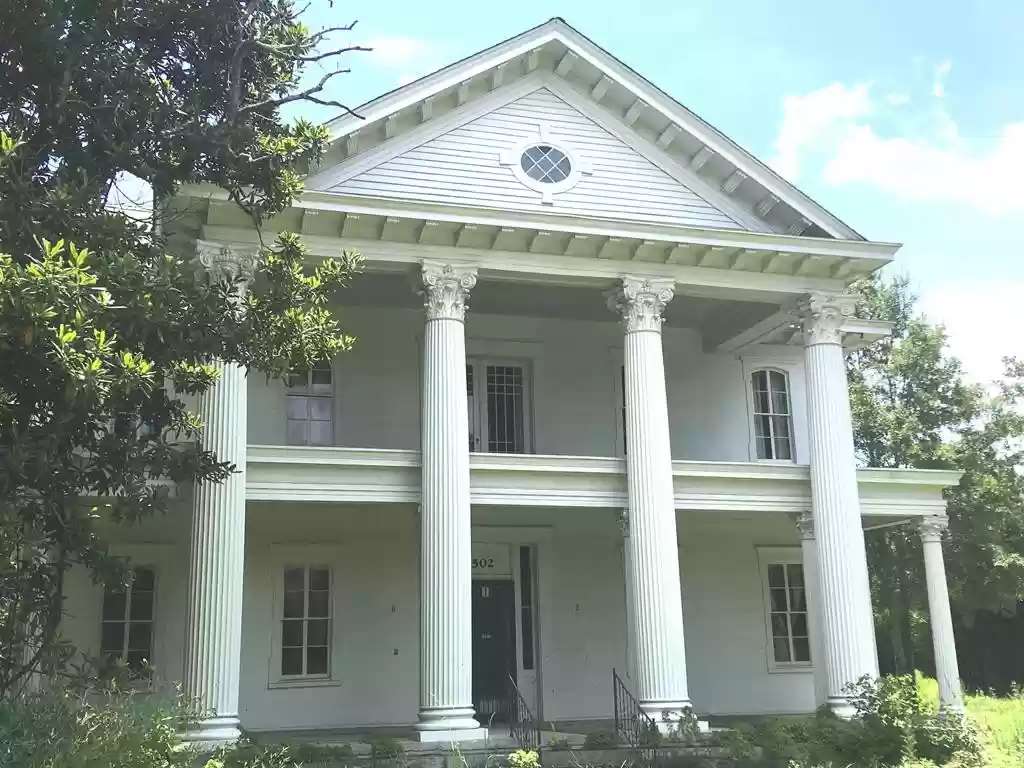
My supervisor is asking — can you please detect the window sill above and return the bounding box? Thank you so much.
[268,677,342,690]
[767,663,814,675]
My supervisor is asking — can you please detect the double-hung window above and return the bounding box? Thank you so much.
[280,566,332,679]
[286,362,333,446]
[751,369,794,460]
[763,561,811,667]
[101,567,155,676]
[467,359,531,454]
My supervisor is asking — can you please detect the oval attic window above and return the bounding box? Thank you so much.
[520,144,572,184]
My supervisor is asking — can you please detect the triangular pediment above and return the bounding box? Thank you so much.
[303,19,866,240]
[312,86,744,230]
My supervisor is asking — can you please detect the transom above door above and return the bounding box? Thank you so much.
[467,358,533,454]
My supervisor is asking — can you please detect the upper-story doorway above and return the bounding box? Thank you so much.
[467,358,533,454]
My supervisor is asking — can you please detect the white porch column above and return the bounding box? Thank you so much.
[792,511,829,708]
[608,277,692,725]
[182,242,255,742]
[919,516,965,713]
[415,262,485,742]
[798,293,878,716]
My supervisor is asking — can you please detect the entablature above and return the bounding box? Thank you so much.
[245,445,959,521]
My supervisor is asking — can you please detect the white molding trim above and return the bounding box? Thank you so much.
[245,445,960,516]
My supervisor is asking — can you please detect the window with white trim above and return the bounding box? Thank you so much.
[763,561,811,667]
[101,567,155,676]
[286,362,333,446]
[751,369,794,460]
[280,566,332,678]
[467,359,531,454]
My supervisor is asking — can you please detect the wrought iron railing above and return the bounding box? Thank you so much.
[612,668,659,764]
[507,674,541,753]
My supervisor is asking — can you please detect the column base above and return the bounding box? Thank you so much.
[827,696,858,720]
[416,707,486,743]
[639,700,709,734]
[181,714,242,745]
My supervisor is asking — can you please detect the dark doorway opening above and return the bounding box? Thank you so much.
[472,579,517,723]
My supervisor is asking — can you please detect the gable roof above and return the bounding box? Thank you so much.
[316,86,748,231]
[310,18,864,241]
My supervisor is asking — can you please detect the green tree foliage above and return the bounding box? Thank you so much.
[0,1,365,697]
[848,275,1024,672]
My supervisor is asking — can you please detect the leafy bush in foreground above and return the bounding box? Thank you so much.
[0,686,303,768]
[720,675,982,767]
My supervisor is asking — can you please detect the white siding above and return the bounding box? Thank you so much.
[328,88,742,230]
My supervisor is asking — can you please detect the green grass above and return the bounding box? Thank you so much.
[915,674,1024,768]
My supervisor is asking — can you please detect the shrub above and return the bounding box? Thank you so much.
[719,675,983,768]
[582,730,620,749]
[0,685,309,768]
[508,749,541,768]
[369,736,405,760]
[0,686,197,768]
[545,735,570,750]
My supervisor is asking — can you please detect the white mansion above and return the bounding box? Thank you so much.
[62,19,965,743]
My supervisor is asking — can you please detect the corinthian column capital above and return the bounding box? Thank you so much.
[420,262,478,321]
[919,515,949,543]
[195,240,259,283]
[796,293,856,346]
[607,276,675,333]
[790,510,816,540]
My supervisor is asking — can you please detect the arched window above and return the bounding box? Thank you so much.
[751,369,794,460]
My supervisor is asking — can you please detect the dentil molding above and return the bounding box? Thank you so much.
[607,276,675,333]
[420,262,478,321]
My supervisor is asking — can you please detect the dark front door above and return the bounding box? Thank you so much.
[472,579,517,723]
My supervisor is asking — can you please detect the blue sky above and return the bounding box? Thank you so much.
[297,0,1024,382]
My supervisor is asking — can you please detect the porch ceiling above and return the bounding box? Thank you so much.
[331,271,779,340]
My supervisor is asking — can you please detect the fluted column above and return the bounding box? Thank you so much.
[608,277,692,726]
[416,262,485,742]
[792,512,829,708]
[919,516,964,712]
[182,241,256,742]
[798,293,878,716]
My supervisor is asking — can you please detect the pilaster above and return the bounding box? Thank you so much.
[791,511,829,708]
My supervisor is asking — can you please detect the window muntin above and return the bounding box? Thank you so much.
[765,563,811,665]
[752,369,794,460]
[520,144,572,184]
[286,362,333,446]
[467,359,531,454]
[101,567,155,676]
[280,566,331,678]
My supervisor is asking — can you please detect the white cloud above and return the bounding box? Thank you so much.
[360,36,433,67]
[918,280,1024,385]
[823,121,1024,215]
[769,66,1024,216]
[769,82,872,180]
[933,59,953,98]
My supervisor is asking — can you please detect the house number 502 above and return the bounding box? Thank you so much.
[472,558,495,569]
